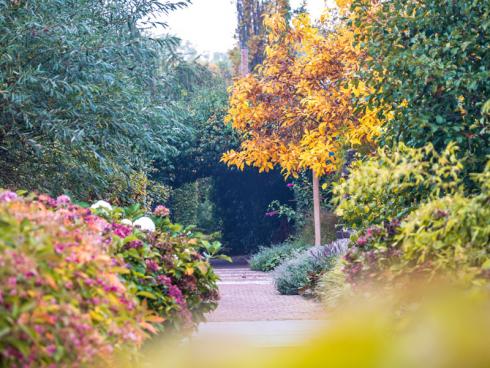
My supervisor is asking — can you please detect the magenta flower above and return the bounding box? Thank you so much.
[38,194,57,207]
[145,259,160,273]
[46,345,57,356]
[157,275,172,287]
[356,236,368,247]
[0,191,17,203]
[54,243,65,254]
[287,183,294,188]
[154,205,170,217]
[112,223,132,238]
[56,195,71,206]
[126,240,143,249]
[168,284,185,305]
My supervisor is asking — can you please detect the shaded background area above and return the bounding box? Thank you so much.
[168,166,294,255]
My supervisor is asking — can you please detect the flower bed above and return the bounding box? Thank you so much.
[0,191,222,367]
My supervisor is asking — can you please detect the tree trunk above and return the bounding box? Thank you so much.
[312,170,321,246]
[240,47,249,76]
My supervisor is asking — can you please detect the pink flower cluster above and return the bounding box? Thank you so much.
[154,205,170,217]
[0,191,147,367]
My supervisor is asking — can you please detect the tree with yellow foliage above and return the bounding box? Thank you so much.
[222,10,385,245]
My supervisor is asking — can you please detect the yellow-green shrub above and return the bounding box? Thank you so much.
[340,159,490,286]
[333,143,463,229]
[396,163,490,283]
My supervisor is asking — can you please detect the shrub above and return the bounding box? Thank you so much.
[249,240,310,272]
[274,240,348,295]
[0,191,224,366]
[342,160,490,286]
[396,192,489,283]
[351,0,490,174]
[0,192,148,367]
[332,143,463,229]
[93,203,222,333]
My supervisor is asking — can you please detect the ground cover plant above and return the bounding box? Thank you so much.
[249,240,310,272]
[274,240,348,295]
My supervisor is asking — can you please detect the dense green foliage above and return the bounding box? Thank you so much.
[352,0,490,171]
[159,73,238,185]
[0,0,192,202]
[336,146,490,286]
[333,143,463,229]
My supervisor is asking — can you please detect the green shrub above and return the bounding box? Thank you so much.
[351,0,490,174]
[342,160,490,286]
[249,240,309,272]
[274,240,348,295]
[396,191,489,283]
[93,203,224,333]
[333,143,463,229]
[0,0,191,201]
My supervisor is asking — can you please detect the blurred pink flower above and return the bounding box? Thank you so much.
[154,205,170,217]
[357,236,368,247]
[56,195,71,206]
[0,191,17,203]
[112,223,132,238]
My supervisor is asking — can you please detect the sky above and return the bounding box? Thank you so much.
[159,0,334,55]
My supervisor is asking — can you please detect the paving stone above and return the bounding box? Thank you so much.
[206,266,325,322]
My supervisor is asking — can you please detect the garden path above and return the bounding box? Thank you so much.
[193,263,327,347]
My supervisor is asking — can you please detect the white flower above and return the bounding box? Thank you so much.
[121,219,133,226]
[90,200,113,211]
[133,217,155,232]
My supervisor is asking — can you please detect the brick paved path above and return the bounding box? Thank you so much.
[193,264,327,347]
[207,265,325,322]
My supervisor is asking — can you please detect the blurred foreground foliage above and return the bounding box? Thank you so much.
[132,285,490,368]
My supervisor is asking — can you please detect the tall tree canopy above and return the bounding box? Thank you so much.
[223,12,384,177]
[0,0,190,201]
[350,0,490,172]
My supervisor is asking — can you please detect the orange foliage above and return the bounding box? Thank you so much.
[222,11,386,177]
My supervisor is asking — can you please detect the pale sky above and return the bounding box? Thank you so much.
[160,0,334,55]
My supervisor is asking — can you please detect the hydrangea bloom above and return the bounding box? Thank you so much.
[56,194,71,206]
[0,191,18,203]
[90,200,113,211]
[112,223,132,238]
[121,218,133,226]
[154,205,170,217]
[133,217,155,232]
